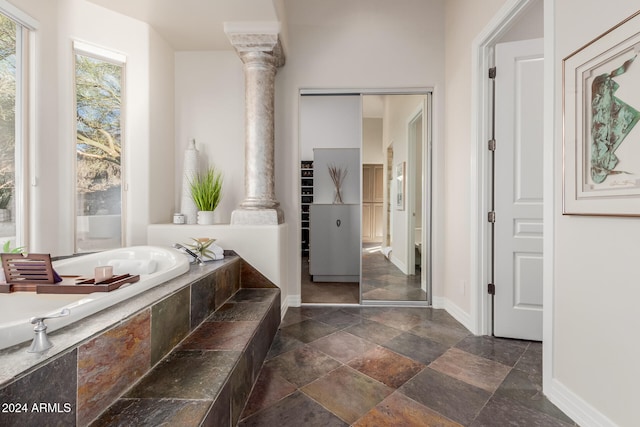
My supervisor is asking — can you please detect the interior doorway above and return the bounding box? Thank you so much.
[471,0,544,336]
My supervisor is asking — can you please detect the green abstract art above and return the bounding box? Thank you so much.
[590,54,640,184]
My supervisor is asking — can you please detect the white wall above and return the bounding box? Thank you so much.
[552,2,640,426]
[278,0,446,304]
[11,0,174,255]
[362,118,383,164]
[299,95,361,160]
[174,51,244,224]
[148,31,176,226]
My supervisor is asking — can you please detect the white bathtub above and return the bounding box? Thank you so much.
[0,246,190,351]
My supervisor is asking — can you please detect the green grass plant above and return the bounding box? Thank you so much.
[189,167,223,211]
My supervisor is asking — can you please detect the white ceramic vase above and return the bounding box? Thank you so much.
[180,139,199,225]
[197,211,215,225]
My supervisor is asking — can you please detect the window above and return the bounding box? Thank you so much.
[74,42,125,252]
[0,10,26,250]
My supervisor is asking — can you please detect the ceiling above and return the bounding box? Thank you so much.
[86,0,281,50]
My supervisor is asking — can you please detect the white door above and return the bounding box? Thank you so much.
[494,38,544,340]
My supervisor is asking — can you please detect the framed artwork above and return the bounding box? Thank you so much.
[563,10,640,216]
[395,162,405,210]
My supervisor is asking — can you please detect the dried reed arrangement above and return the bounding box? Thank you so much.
[328,163,347,204]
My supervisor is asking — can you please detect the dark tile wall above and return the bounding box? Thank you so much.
[151,287,191,365]
[241,261,277,288]
[215,261,241,308]
[77,310,152,425]
[203,380,231,427]
[0,350,77,427]
[190,274,217,328]
[227,290,281,426]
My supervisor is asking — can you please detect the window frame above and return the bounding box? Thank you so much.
[0,1,37,250]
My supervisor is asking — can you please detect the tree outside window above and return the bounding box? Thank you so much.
[75,50,124,252]
[0,14,17,242]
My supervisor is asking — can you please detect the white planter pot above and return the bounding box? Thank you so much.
[197,211,216,225]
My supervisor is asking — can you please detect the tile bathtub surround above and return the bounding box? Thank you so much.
[239,306,577,426]
[216,259,241,307]
[150,286,192,365]
[91,287,281,427]
[241,261,278,289]
[77,310,152,426]
[0,255,271,426]
[0,349,77,427]
[190,273,218,327]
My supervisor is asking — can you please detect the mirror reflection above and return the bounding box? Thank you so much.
[299,93,431,305]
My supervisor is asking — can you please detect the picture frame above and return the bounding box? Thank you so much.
[395,162,405,210]
[563,10,640,216]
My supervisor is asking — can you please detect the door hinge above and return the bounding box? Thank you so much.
[489,67,496,79]
[488,211,496,223]
[488,283,495,295]
[488,139,496,151]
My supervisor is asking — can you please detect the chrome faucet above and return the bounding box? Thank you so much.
[27,309,70,353]
[172,243,205,266]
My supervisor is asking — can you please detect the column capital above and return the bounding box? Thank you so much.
[224,22,285,67]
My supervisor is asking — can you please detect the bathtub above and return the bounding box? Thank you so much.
[0,246,190,351]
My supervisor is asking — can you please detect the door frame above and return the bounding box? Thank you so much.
[470,0,550,335]
[406,105,421,276]
[406,100,431,295]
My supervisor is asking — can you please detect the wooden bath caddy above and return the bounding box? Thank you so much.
[35,274,140,294]
[0,253,140,294]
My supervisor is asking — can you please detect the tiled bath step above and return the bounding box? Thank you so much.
[91,287,281,427]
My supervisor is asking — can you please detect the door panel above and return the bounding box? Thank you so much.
[494,38,544,340]
[373,165,384,202]
[373,204,384,240]
[362,203,372,241]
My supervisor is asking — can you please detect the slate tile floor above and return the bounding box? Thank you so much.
[361,244,426,302]
[238,306,577,426]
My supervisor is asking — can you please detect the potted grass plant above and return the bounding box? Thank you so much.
[189,166,223,225]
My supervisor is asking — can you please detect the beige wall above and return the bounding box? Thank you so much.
[173,51,245,224]
[443,0,507,312]
[362,118,383,165]
[553,2,640,425]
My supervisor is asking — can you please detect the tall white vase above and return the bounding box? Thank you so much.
[180,139,199,225]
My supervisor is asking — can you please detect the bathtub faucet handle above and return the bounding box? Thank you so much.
[27,309,70,353]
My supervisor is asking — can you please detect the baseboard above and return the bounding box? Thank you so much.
[390,254,408,274]
[432,296,473,332]
[282,294,301,319]
[546,378,619,427]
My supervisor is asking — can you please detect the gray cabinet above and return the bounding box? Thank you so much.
[309,204,360,282]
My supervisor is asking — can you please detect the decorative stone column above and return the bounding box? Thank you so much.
[225,24,285,225]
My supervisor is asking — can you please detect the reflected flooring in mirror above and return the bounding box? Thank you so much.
[301,256,359,304]
[361,243,426,301]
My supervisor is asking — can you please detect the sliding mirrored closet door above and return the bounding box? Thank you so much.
[299,92,432,305]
